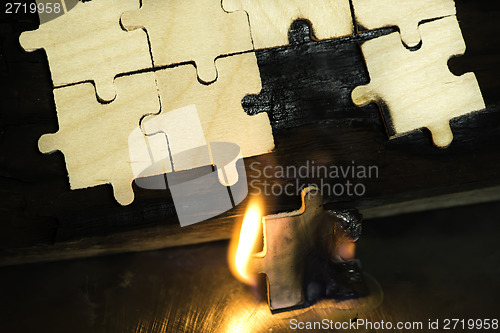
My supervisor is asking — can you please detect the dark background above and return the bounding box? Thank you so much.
[0,0,499,331]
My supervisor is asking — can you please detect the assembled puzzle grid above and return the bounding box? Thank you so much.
[19,0,485,205]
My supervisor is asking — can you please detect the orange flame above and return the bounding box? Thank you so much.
[228,199,263,285]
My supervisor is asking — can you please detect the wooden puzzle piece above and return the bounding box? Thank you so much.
[352,16,485,148]
[38,72,160,205]
[221,0,353,50]
[121,0,253,84]
[142,52,274,174]
[250,187,329,310]
[352,0,456,47]
[19,0,152,102]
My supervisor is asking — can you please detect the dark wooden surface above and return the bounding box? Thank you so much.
[0,201,499,332]
[1,0,500,264]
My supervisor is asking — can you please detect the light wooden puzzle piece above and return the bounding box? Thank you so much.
[352,0,456,47]
[352,16,485,148]
[221,0,353,50]
[142,53,274,173]
[19,0,152,102]
[38,73,160,205]
[121,0,253,84]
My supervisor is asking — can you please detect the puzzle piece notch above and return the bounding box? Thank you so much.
[352,16,485,148]
[39,72,161,205]
[222,0,354,50]
[19,0,152,102]
[142,52,274,171]
[121,0,254,84]
[352,0,456,48]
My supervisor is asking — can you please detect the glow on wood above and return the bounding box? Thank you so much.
[19,0,152,102]
[38,73,160,205]
[352,0,456,47]
[251,187,326,310]
[352,16,485,148]
[222,0,354,50]
[121,0,253,84]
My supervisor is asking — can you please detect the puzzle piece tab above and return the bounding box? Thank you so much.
[19,0,152,102]
[352,16,485,148]
[222,0,353,50]
[121,0,253,83]
[142,53,274,168]
[352,0,456,47]
[38,72,160,205]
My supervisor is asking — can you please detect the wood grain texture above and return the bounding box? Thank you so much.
[38,73,160,205]
[352,0,456,47]
[121,0,253,83]
[352,16,485,148]
[142,53,274,160]
[222,0,353,50]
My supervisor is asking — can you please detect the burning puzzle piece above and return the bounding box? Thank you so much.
[352,16,485,148]
[249,187,363,310]
[221,0,353,50]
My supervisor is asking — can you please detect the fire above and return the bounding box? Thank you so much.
[229,200,263,285]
